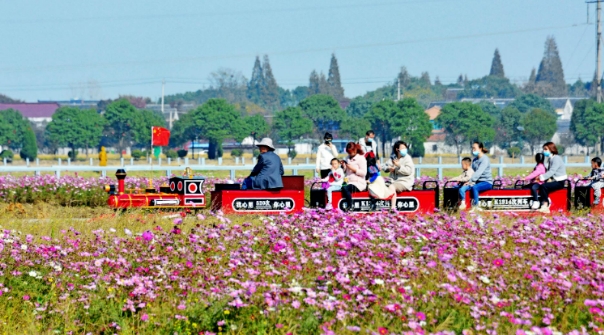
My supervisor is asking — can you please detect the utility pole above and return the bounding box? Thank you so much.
[589,0,603,102]
[397,78,401,101]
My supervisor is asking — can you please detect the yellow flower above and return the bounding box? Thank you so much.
[47,277,53,283]
[223,310,230,315]
[192,323,198,328]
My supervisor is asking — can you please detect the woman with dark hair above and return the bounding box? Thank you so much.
[339,142,367,211]
[315,132,339,178]
[523,153,546,210]
[458,142,493,211]
[537,142,567,213]
[384,141,415,192]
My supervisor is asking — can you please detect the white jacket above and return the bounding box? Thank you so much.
[383,154,415,191]
[316,143,339,170]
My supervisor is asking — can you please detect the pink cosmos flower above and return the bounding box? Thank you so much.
[141,313,149,321]
[416,311,426,321]
[23,295,30,301]
[493,259,504,267]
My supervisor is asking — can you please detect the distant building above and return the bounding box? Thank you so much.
[38,99,100,110]
[423,106,447,154]
[0,103,60,127]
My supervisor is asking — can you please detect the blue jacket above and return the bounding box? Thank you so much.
[250,151,284,189]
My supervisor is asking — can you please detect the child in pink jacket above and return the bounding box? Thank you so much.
[524,153,546,210]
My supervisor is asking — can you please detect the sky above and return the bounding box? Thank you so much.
[0,0,598,102]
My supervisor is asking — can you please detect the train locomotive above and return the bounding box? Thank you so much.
[105,169,604,214]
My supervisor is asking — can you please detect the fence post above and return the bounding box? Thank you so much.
[498,156,504,177]
[586,155,591,164]
[90,158,93,166]
[242,157,245,165]
[158,157,162,166]
[168,158,171,165]
[293,168,298,175]
[419,156,423,164]
[218,157,223,165]
[166,169,171,177]
[230,169,236,180]
[58,158,62,166]
[148,157,152,164]
[253,157,257,165]
[306,157,309,164]
[520,155,525,164]
[437,156,443,180]
[67,158,71,166]
[3,158,6,165]
[120,157,124,166]
[200,158,204,165]
[36,158,39,166]
[235,157,239,164]
[458,156,462,164]
[564,155,568,164]
[26,158,29,167]
[177,157,181,165]
[288,157,292,164]
[184,157,189,165]
[101,169,106,177]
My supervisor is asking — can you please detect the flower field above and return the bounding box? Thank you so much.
[0,204,602,334]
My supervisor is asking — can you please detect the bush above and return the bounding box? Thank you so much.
[410,143,425,158]
[0,150,14,163]
[507,146,521,158]
[165,149,178,159]
[131,150,143,160]
[253,149,260,157]
[557,144,565,155]
[67,150,78,160]
[177,149,188,158]
[288,149,297,159]
[20,128,37,160]
[231,148,243,157]
[217,145,223,158]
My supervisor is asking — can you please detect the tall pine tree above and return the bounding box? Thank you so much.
[309,70,320,95]
[327,53,345,100]
[247,56,265,104]
[420,72,431,87]
[318,73,329,95]
[489,49,505,77]
[262,55,280,110]
[524,68,537,94]
[535,36,567,96]
[398,67,411,88]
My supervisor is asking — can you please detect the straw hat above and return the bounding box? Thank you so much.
[256,138,275,150]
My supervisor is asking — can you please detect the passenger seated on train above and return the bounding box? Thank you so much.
[458,142,493,211]
[321,158,344,210]
[449,157,474,186]
[242,138,284,190]
[537,142,567,213]
[586,157,604,205]
[383,141,415,192]
[523,153,546,209]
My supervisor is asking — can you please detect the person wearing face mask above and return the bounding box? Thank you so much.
[537,142,567,213]
[358,130,377,156]
[384,141,415,193]
[315,132,339,179]
[458,141,493,211]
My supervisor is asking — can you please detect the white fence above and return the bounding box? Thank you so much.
[0,156,593,180]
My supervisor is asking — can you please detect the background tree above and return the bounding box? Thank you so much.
[489,49,505,77]
[327,53,345,100]
[392,98,432,157]
[247,56,264,105]
[0,109,29,150]
[495,106,523,149]
[477,101,501,120]
[309,71,320,95]
[458,75,520,99]
[47,107,105,157]
[19,127,37,160]
[77,108,105,156]
[132,109,166,152]
[571,99,604,155]
[535,36,567,97]
[524,68,537,94]
[262,55,280,111]
[520,108,558,154]
[345,97,374,118]
[0,94,22,103]
[436,102,495,155]
[299,94,346,138]
[508,94,555,114]
[339,116,371,141]
[103,99,138,158]
[273,107,313,152]
[209,68,248,103]
[243,114,269,139]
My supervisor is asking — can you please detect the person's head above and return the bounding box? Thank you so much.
[542,142,558,157]
[258,145,269,153]
[256,138,275,154]
[592,157,602,169]
[365,130,375,141]
[461,157,472,171]
[472,142,488,157]
[330,158,340,169]
[534,153,545,165]
[345,142,364,157]
[392,141,408,158]
[324,132,333,144]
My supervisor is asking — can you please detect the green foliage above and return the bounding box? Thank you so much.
[103,99,137,158]
[535,36,567,96]
[19,127,37,160]
[364,100,398,154]
[436,102,495,154]
[0,149,14,162]
[507,146,521,158]
[327,53,345,100]
[164,149,178,159]
[238,114,269,143]
[262,55,280,111]
[132,109,166,149]
[299,94,346,136]
[520,108,558,153]
[131,149,144,160]
[230,148,243,157]
[392,98,433,155]
[274,107,313,145]
[0,109,29,150]
[489,49,505,77]
[571,99,604,152]
[495,107,523,149]
[410,142,425,157]
[459,75,520,99]
[253,148,260,156]
[346,97,374,118]
[508,94,555,114]
[247,56,264,105]
[67,150,78,160]
[288,149,297,159]
[477,101,501,120]
[339,116,371,140]
[46,107,105,155]
[177,149,188,158]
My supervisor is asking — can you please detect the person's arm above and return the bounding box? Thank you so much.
[250,155,264,176]
[395,157,414,176]
[470,158,488,182]
[279,159,284,176]
[540,156,561,181]
[356,157,367,178]
[459,169,474,182]
[315,145,322,171]
[524,164,544,181]
[449,173,463,182]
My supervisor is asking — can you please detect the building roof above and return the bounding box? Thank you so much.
[0,103,60,118]
[425,106,441,120]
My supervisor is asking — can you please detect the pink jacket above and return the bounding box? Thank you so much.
[344,154,367,191]
[524,163,546,184]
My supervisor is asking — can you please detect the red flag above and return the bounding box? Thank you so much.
[151,126,170,146]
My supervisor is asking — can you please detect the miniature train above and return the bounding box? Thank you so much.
[104,169,603,214]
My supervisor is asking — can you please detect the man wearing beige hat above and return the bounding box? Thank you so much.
[243,138,284,190]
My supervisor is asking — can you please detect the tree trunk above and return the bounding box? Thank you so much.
[599,136,603,156]
[208,139,218,159]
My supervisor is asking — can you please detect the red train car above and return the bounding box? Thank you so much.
[210,176,305,215]
[443,180,571,214]
[105,169,206,209]
[310,181,439,214]
[574,179,604,212]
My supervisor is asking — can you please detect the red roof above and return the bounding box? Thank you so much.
[0,103,60,118]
